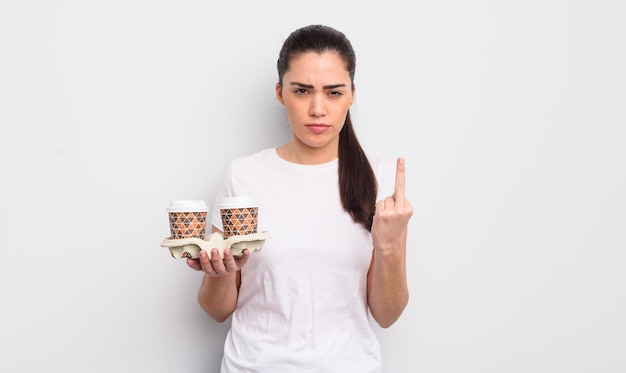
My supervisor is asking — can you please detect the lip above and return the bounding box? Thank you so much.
[306,123,330,134]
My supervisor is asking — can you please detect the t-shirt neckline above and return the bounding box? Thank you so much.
[268,147,338,173]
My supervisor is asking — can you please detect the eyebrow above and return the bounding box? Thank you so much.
[289,82,348,90]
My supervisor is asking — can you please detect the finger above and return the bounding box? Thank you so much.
[210,249,227,273]
[186,258,201,271]
[197,250,216,274]
[222,249,238,272]
[394,157,406,201]
[383,196,395,210]
[233,249,250,269]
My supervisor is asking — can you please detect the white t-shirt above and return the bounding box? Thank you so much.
[211,148,396,373]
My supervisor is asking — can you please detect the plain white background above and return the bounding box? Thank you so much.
[1,1,624,372]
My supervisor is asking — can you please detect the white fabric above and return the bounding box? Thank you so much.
[211,148,396,373]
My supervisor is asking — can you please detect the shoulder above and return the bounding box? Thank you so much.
[216,148,277,195]
[230,148,275,168]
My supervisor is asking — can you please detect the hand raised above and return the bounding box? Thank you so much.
[371,157,414,248]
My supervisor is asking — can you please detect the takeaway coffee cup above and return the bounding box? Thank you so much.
[218,196,259,238]
[167,200,209,239]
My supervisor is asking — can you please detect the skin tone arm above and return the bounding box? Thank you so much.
[367,157,414,328]
[186,226,250,323]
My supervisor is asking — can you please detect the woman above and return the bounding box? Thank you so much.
[187,24,413,372]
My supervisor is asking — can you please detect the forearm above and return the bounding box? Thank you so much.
[367,230,409,328]
[197,272,239,323]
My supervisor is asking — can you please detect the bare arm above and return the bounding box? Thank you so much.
[367,158,413,328]
[186,225,250,323]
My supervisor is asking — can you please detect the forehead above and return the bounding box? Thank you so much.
[285,51,351,84]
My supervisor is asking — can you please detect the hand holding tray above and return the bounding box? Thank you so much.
[160,231,271,259]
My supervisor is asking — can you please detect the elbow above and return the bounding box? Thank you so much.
[373,294,409,329]
[209,312,230,324]
[375,310,404,329]
[199,301,233,323]
[198,293,235,323]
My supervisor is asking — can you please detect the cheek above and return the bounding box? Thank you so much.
[283,100,306,117]
[283,107,301,127]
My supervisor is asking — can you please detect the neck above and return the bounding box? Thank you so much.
[276,141,338,165]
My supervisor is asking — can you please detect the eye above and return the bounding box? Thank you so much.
[328,90,344,98]
[293,88,309,95]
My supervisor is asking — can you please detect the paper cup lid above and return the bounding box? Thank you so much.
[217,196,258,209]
[167,200,209,213]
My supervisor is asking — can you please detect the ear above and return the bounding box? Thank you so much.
[351,84,356,106]
[275,83,285,104]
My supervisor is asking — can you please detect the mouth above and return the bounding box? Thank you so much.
[306,123,330,134]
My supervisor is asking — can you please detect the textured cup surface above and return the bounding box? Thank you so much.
[167,200,209,239]
[218,196,258,238]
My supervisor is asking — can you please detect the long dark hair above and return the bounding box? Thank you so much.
[277,24,377,231]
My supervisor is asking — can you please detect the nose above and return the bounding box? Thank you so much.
[309,94,326,117]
